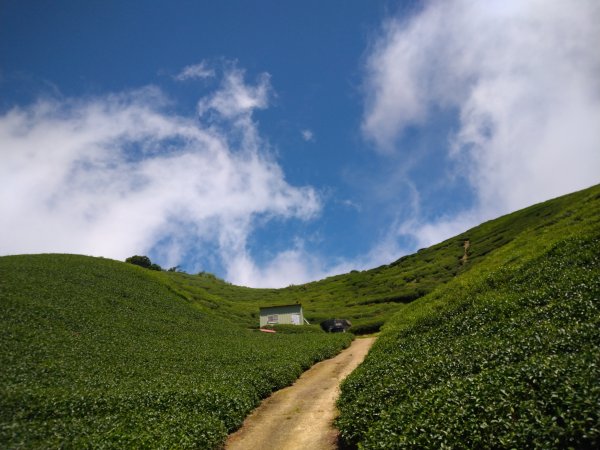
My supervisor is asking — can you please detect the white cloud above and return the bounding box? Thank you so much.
[301,129,314,142]
[396,211,485,250]
[363,0,600,246]
[0,68,320,287]
[198,67,271,119]
[225,245,321,288]
[174,61,215,81]
[341,199,361,211]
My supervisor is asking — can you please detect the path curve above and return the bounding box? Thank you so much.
[225,337,375,450]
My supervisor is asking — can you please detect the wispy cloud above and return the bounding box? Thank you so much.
[363,0,600,247]
[174,61,215,81]
[301,129,315,142]
[198,67,271,119]
[0,66,320,287]
[340,199,361,212]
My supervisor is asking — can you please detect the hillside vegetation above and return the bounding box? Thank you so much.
[0,255,351,448]
[156,184,600,334]
[337,185,600,448]
[1,184,598,448]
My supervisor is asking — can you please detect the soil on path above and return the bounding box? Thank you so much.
[225,337,375,450]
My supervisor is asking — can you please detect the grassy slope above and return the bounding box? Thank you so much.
[336,185,600,448]
[157,185,600,333]
[0,255,351,448]
[1,184,598,448]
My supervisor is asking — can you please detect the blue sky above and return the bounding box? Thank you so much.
[1,1,599,287]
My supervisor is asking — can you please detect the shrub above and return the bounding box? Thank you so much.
[125,255,152,268]
[0,254,351,448]
[125,255,162,271]
[270,324,325,334]
[350,320,383,335]
[337,235,600,448]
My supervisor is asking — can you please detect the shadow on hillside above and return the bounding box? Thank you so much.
[336,434,356,450]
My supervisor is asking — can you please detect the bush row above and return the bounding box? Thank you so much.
[337,235,600,448]
[0,254,352,448]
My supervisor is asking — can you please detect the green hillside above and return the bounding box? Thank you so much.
[156,184,600,334]
[1,184,598,448]
[0,255,351,448]
[337,185,600,448]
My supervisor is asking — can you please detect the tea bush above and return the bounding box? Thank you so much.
[337,235,600,448]
[268,324,324,334]
[0,255,351,448]
[2,185,599,448]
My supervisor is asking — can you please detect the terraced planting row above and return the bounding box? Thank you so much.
[337,234,600,448]
[0,255,352,448]
[2,184,599,448]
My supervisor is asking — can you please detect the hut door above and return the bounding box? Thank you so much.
[291,313,300,325]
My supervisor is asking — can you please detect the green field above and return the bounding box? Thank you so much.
[153,185,600,335]
[1,184,599,448]
[0,255,351,448]
[337,185,600,448]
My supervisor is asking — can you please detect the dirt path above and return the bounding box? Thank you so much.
[461,239,471,264]
[225,337,375,450]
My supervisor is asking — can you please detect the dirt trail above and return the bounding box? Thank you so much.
[225,337,375,450]
[461,239,471,264]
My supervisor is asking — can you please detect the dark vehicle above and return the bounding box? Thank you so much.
[320,318,352,333]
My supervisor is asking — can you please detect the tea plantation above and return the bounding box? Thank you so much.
[0,255,351,448]
[337,186,600,448]
[2,184,599,448]
[153,185,600,334]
